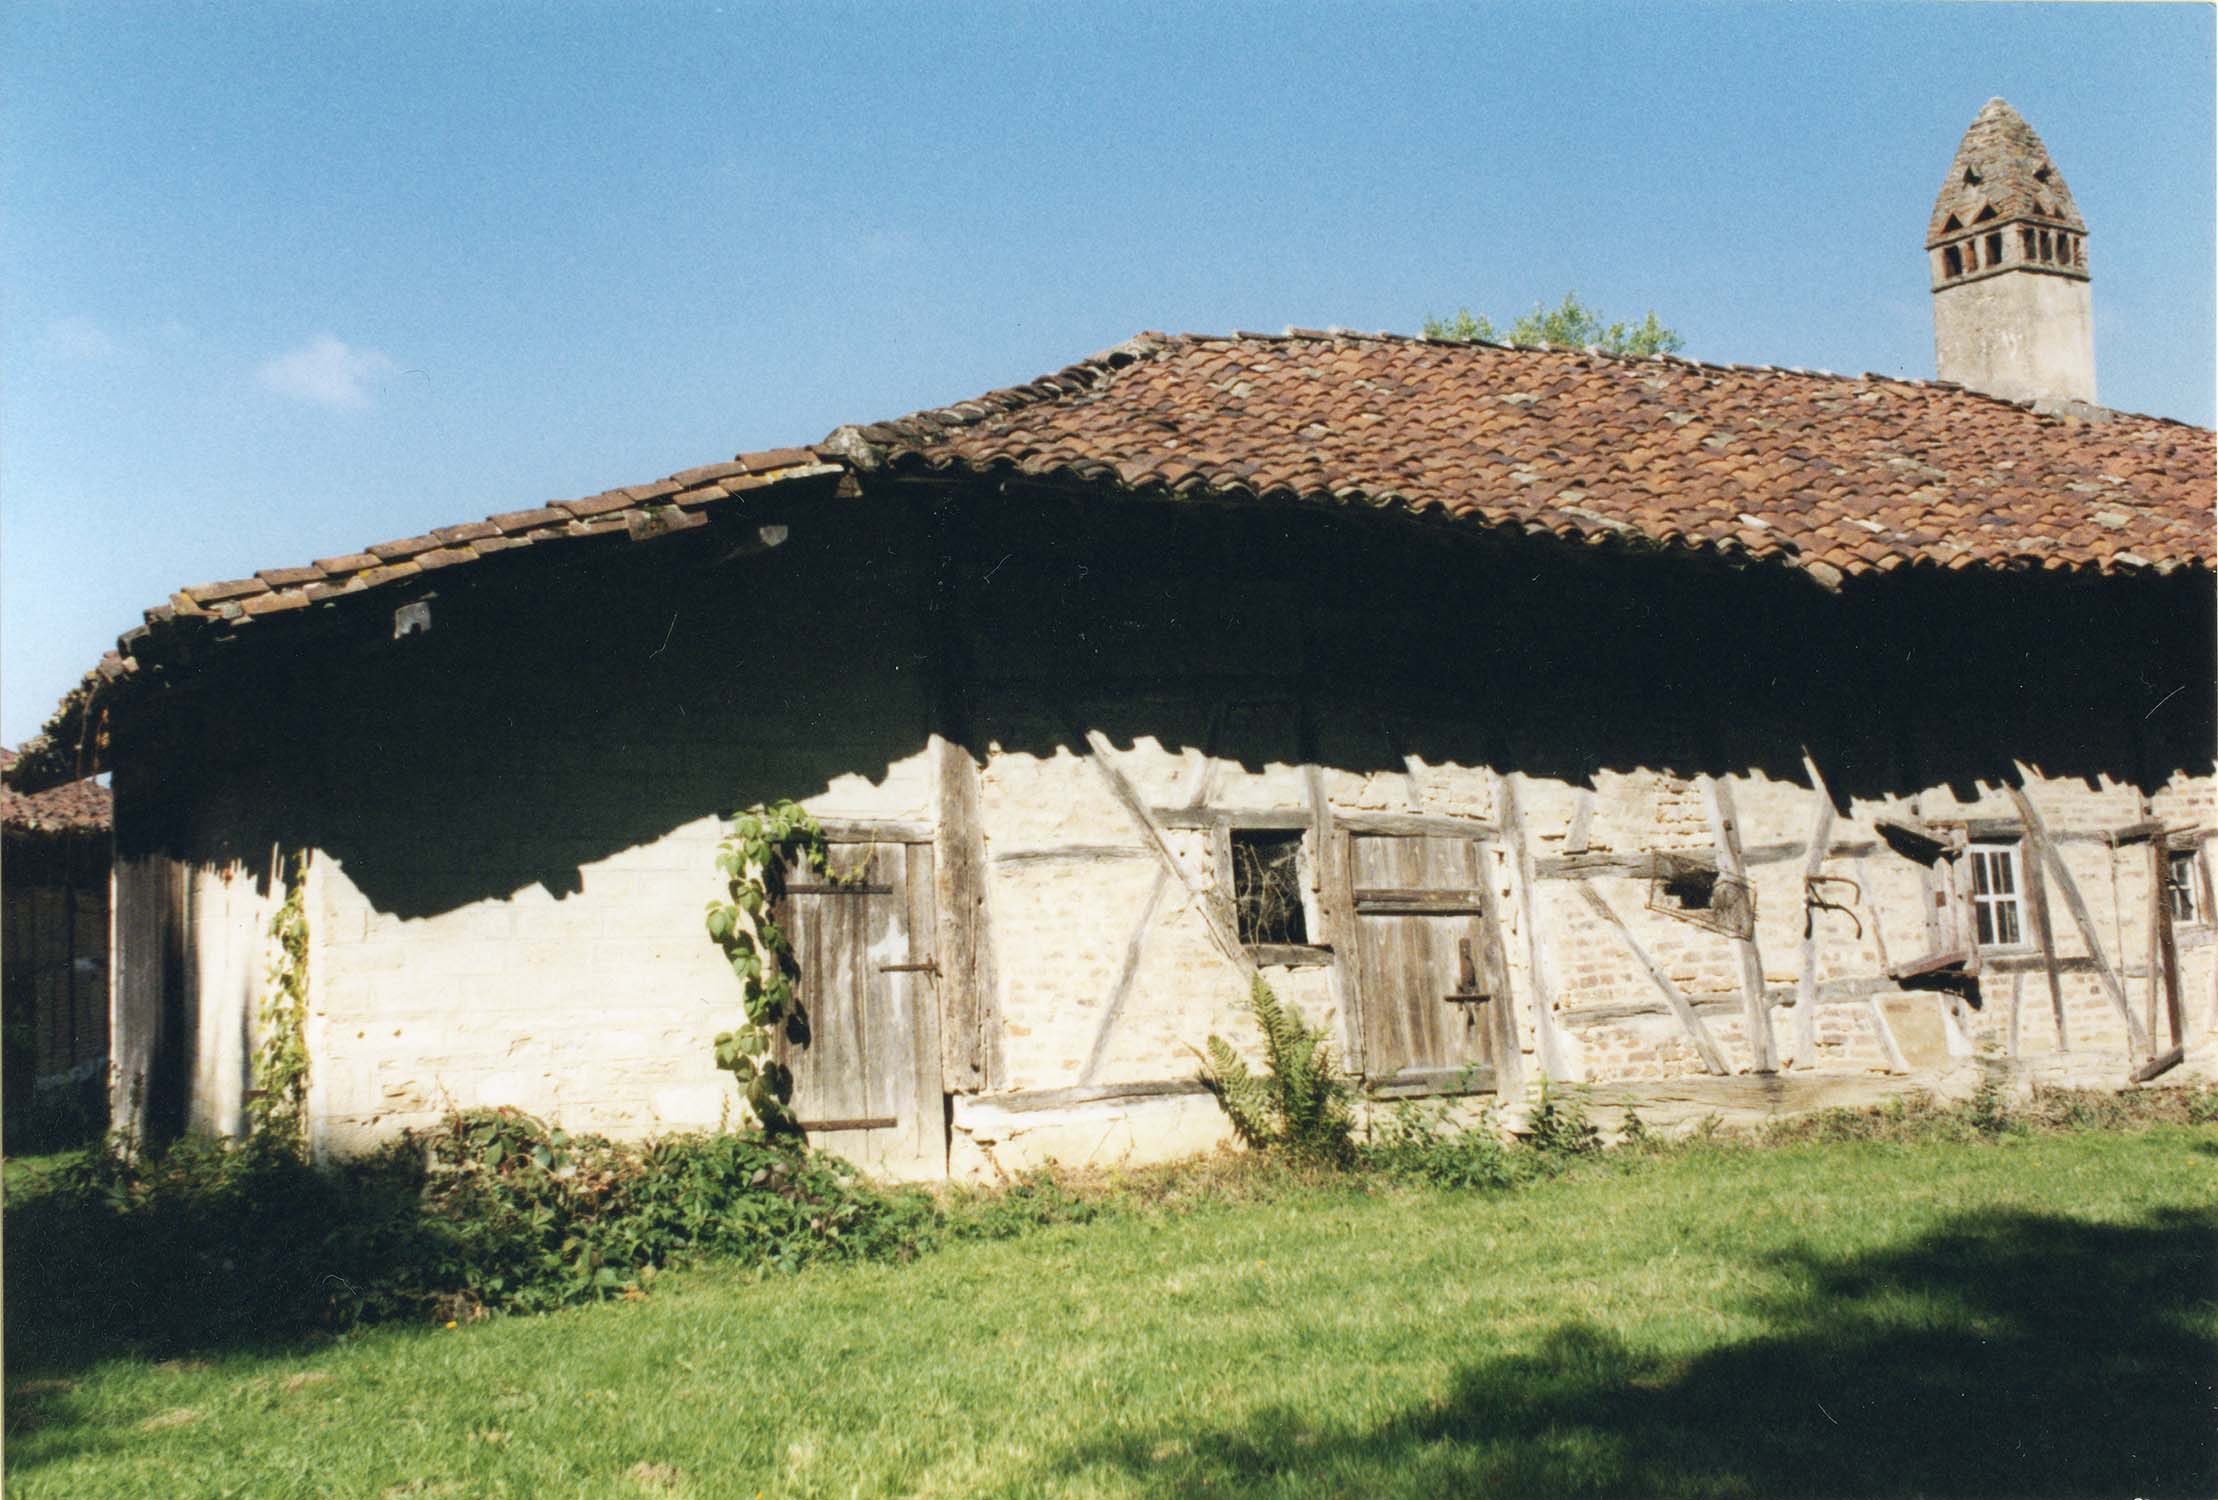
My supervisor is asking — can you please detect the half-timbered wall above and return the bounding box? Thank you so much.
[104,488,2216,1178]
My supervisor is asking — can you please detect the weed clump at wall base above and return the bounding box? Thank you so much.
[3,1110,936,1356]
[1198,978,1357,1167]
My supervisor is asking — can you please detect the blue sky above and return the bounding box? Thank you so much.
[4,2,2212,747]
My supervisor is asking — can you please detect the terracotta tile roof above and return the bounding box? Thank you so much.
[4,448,845,792]
[1928,98,2085,244]
[0,749,111,834]
[828,330,2214,587]
[7,329,2211,793]
[154,446,840,626]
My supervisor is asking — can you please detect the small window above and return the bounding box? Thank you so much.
[2038,229,2054,262]
[1943,245,1964,278]
[1231,831,1308,946]
[1986,231,2005,266]
[2022,227,2037,260]
[1974,204,1997,223]
[2166,848,2204,925]
[1646,852,1755,939]
[1969,843,2024,947]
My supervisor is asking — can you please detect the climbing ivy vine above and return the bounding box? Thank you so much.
[703,801,860,1132]
[250,850,312,1157]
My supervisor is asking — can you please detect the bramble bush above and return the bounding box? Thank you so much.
[3,1109,941,1354]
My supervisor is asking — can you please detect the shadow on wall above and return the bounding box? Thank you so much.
[1049,1203,2218,1499]
[113,495,2217,921]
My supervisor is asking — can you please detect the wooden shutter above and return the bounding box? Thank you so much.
[777,840,945,1176]
[1345,832,1505,1095]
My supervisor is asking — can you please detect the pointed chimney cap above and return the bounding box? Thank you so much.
[1926,97,2085,247]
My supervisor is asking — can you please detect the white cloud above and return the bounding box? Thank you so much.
[256,334,397,410]
[43,315,119,361]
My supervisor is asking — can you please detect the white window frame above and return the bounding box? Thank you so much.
[2165,845,2206,927]
[1966,841,2027,949]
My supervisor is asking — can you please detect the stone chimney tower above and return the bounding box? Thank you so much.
[1927,99,2096,405]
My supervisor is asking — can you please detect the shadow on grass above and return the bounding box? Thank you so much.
[1058,1206,2218,1499]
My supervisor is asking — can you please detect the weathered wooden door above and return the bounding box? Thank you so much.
[777,841,945,1176]
[1346,832,1510,1093]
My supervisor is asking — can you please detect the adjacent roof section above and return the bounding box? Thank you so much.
[1928,98,2085,245]
[151,446,840,626]
[832,330,2214,587]
[0,749,111,834]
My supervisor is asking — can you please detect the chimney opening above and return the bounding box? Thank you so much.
[2039,228,2053,262]
[1985,231,2005,266]
[1943,244,1964,278]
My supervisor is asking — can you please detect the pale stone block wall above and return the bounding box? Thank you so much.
[303,744,936,1159]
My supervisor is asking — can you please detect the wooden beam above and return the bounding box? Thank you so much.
[991,844,1154,865]
[1079,871,1172,1086]
[1079,737,1226,1086]
[1367,1065,1500,1099]
[1791,753,1837,1069]
[2131,1045,2185,1084]
[1075,725,1253,975]
[980,1078,1214,1114]
[1154,806,1309,831]
[2006,786,2151,1056]
[1299,760,1367,1070]
[1564,790,1596,855]
[814,817,936,844]
[931,736,996,1092]
[1534,838,1878,879]
[1570,879,1731,1075]
[1352,887,1490,914]
[1151,805,1499,839]
[2149,840,2185,1049]
[2019,821,2070,1052]
[1852,857,1912,1074]
[1705,777,1777,1073]
[1498,773,1563,1084]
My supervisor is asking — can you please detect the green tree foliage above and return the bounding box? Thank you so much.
[1199,978,1356,1166]
[1423,291,1684,356]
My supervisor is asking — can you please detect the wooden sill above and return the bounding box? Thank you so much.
[1247,942,1335,968]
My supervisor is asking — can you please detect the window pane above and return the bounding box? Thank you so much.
[2169,852,2200,922]
[1232,832,1307,946]
[1974,900,1996,947]
[1995,901,2020,946]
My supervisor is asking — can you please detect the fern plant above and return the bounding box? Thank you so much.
[1198,977,1356,1167]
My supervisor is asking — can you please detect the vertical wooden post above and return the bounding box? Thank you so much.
[927,501,997,1094]
[2149,841,2185,1049]
[2019,829,2069,1052]
[1496,773,1566,1084]
[1853,860,1913,1075]
[2006,786,2149,1056]
[1791,753,1836,1069]
[1704,776,1777,1074]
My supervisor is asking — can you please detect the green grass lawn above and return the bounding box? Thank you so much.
[7,1127,2214,1498]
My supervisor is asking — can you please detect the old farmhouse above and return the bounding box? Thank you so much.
[8,100,2213,1178]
